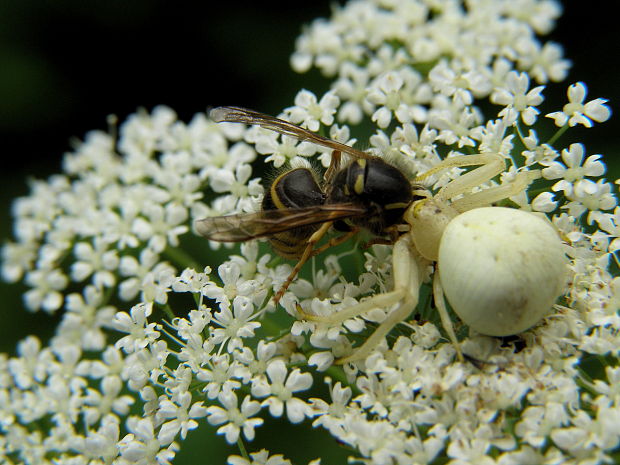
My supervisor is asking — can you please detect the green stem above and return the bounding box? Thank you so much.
[513,120,526,144]
[237,436,249,460]
[160,303,176,320]
[546,124,570,147]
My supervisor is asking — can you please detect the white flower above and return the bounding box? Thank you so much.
[531,191,558,213]
[81,414,122,463]
[333,63,372,124]
[310,380,352,434]
[520,128,557,165]
[112,303,160,354]
[23,267,68,312]
[118,416,179,465]
[156,391,207,444]
[202,261,262,307]
[592,208,620,253]
[541,143,605,196]
[366,69,428,128]
[83,375,135,425]
[1,240,37,282]
[172,267,211,294]
[196,354,242,399]
[206,388,264,444]
[515,404,570,447]
[447,437,496,465]
[491,71,545,125]
[517,41,570,83]
[118,247,173,301]
[428,60,492,106]
[234,340,278,380]
[8,336,50,389]
[546,82,611,127]
[132,202,189,252]
[199,138,256,181]
[61,286,116,350]
[251,360,313,423]
[247,124,316,169]
[564,179,616,219]
[210,296,261,352]
[367,72,403,126]
[122,340,169,391]
[551,407,620,456]
[286,89,340,132]
[429,101,481,148]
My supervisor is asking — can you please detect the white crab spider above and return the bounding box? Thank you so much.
[300,152,568,364]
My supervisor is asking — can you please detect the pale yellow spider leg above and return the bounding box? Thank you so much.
[450,169,541,212]
[432,271,464,362]
[299,235,423,364]
[429,153,506,202]
[299,289,406,324]
[336,292,416,365]
[418,153,542,212]
[338,236,423,364]
[416,152,504,177]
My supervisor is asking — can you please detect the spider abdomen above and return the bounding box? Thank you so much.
[437,207,568,336]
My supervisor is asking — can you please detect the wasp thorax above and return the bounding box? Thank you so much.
[437,207,568,336]
[328,158,412,234]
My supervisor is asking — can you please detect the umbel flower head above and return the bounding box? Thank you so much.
[1,1,618,465]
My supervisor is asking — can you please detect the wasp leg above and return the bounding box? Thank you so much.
[324,150,342,184]
[309,226,360,256]
[273,221,331,304]
[273,224,360,305]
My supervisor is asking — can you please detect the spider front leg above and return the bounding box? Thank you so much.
[417,152,541,211]
[299,234,425,364]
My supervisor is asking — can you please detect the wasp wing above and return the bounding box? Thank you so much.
[194,204,367,242]
[209,106,373,160]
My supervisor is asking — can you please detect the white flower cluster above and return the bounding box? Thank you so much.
[1,1,618,465]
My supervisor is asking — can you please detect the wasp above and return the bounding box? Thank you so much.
[195,106,415,303]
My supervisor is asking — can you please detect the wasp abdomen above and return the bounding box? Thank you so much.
[262,168,325,259]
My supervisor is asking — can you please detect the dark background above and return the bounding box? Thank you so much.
[0,1,617,463]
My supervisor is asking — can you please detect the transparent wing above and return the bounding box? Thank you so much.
[194,204,367,242]
[209,106,373,160]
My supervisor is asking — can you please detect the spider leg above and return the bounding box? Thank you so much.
[449,169,541,212]
[432,271,464,362]
[418,152,541,212]
[426,153,506,202]
[298,235,424,364]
